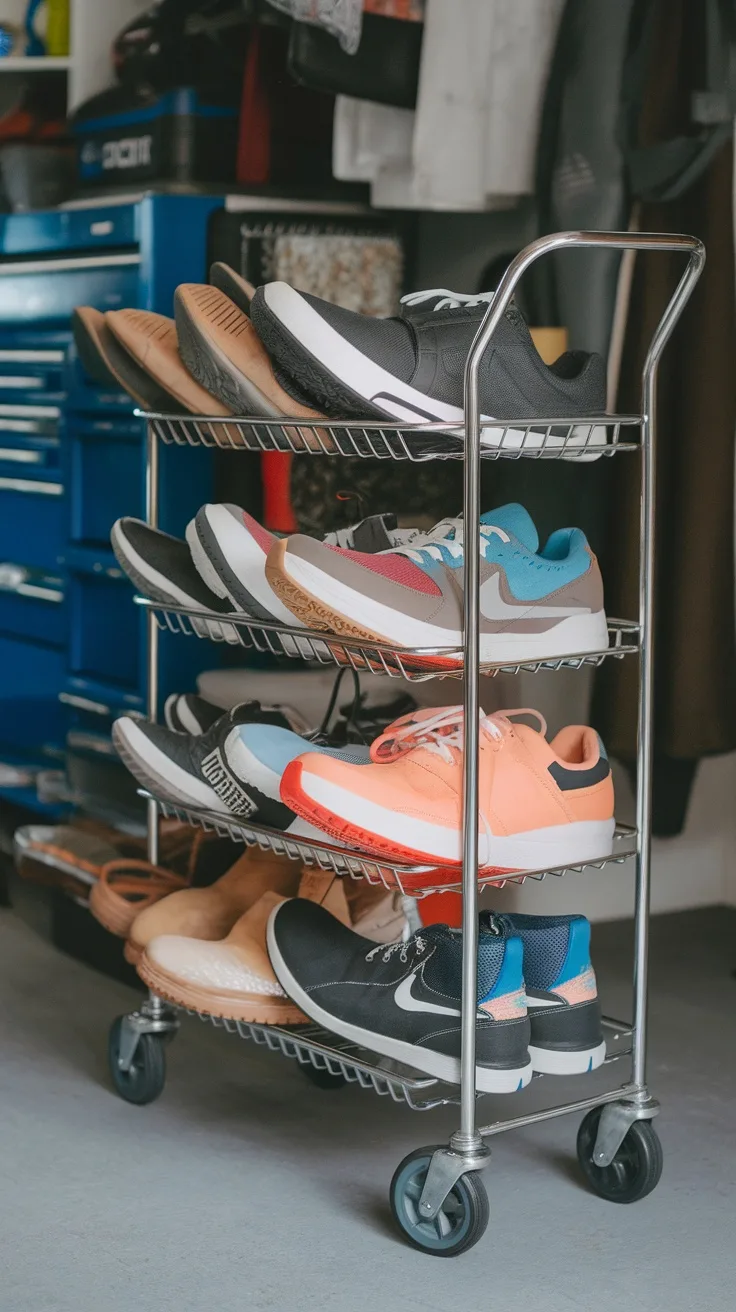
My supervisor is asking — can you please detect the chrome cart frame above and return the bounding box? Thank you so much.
[109,231,704,1255]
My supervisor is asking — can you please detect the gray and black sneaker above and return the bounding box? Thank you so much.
[486,912,606,1075]
[111,517,239,642]
[267,900,533,1093]
[164,693,225,736]
[249,282,608,457]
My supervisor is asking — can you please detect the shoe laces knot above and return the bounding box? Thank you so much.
[372,705,547,766]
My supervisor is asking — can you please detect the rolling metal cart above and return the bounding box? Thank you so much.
[107,231,704,1257]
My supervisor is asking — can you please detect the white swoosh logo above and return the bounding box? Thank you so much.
[526,995,564,1008]
[394,971,461,1017]
[479,571,587,621]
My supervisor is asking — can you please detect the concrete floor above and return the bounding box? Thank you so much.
[1,905,735,1312]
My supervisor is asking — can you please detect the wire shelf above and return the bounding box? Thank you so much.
[141,791,636,898]
[141,411,642,462]
[134,598,639,682]
[185,1011,634,1113]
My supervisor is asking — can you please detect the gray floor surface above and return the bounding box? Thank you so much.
[1,904,735,1312]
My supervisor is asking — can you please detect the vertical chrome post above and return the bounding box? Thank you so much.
[632,240,705,1087]
[145,420,160,867]
[449,230,704,1148]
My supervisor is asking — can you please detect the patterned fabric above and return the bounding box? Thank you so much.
[272,235,403,317]
[265,0,363,52]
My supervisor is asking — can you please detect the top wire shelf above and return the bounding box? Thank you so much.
[141,412,643,462]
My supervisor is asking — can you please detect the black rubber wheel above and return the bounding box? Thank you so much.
[390,1146,489,1257]
[577,1107,663,1203]
[108,1016,167,1106]
[301,1062,347,1090]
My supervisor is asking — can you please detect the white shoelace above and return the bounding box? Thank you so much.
[401,288,496,313]
[397,521,510,565]
[366,935,428,965]
[383,705,547,766]
[378,706,547,864]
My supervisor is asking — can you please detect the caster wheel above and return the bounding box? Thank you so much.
[390,1146,489,1257]
[577,1107,663,1203]
[301,1063,346,1090]
[108,1016,167,1106]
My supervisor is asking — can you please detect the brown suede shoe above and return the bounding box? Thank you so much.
[137,889,308,1024]
[125,847,302,964]
[133,868,403,1025]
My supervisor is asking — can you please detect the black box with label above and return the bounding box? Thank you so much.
[70,86,238,190]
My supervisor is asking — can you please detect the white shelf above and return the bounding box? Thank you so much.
[0,56,72,71]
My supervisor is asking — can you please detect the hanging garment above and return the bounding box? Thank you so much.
[332,0,564,211]
[592,0,736,835]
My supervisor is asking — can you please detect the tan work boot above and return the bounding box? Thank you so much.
[126,847,301,964]
[136,868,353,1024]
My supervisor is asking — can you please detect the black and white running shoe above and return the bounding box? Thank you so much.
[111,518,239,643]
[267,901,533,1093]
[113,708,369,841]
[164,693,225,736]
[250,283,608,456]
[114,703,293,816]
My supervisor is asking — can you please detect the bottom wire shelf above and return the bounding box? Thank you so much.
[145,791,637,899]
[187,1010,634,1115]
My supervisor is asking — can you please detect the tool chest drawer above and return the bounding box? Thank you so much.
[67,567,139,693]
[0,474,64,570]
[0,564,65,645]
[0,256,141,327]
[0,633,66,755]
[68,417,142,545]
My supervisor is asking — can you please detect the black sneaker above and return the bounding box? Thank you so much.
[111,518,239,643]
[267,900,533,1093]
[249,283,607,456]
[164,693,225,736]
[490,912,607,1075]
[112,703,294,818]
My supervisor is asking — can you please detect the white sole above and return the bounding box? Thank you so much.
[298,770,615,868]
[192,504,297,625]
[528,1039,607,1076]
[187,509,323,661]
[282,550,609,663]
[266,906,533,1094]
[111,521,238,644]
[113,717,228,814]
[263,282,608,457]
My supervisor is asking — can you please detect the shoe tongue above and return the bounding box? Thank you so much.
[481,503,538,553]
[326,513,399,554]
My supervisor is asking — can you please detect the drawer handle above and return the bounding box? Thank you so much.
[0,448,43,464]
[0,476,62,495]
[0,253,140,276]
[59,692,112,716]
[0,349,64,364]
[0,563,64,602]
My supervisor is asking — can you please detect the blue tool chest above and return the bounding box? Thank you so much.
[0,194,224,815]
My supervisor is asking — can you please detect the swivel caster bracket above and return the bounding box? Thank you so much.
[592,1094,660,1167]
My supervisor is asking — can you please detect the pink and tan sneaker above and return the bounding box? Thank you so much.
[135,869,355,1024]
[125,847,302,964]
[265,505,607,670]
[280,707,615,884]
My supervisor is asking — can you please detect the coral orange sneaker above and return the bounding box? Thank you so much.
[280,707,615,880]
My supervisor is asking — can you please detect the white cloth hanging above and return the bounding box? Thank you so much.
[333,0,565,211]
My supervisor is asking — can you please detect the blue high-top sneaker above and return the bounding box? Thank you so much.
[483,912,606,1075]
